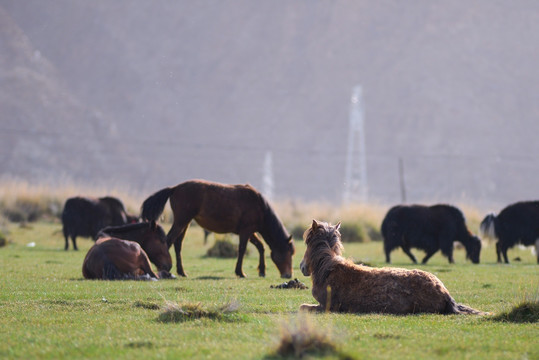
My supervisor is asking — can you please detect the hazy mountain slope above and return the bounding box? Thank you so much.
[1,1,538,207]
[0,6,131,185]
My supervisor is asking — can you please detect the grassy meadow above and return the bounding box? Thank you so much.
[0,218,537,359]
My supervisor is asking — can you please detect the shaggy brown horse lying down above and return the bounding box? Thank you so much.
[299,220,484,315]
[82,237,158,280]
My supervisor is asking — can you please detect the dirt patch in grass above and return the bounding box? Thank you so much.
[157,301,240,323]
[491,300,539,323]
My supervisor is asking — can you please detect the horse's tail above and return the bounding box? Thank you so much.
[141,187,174,222]
[455,303,487,315]
[444,296,486,315]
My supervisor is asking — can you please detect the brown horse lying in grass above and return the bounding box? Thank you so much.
[299,220,485,315]
[97,221,174,278]
[82,237,158,280]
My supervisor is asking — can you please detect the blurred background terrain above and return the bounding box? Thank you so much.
[1,1,538,210]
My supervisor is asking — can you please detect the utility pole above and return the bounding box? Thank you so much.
[343,85,368,204]
[398,157,407,203]
[262,151,274,202]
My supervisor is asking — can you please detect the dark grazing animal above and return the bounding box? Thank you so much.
[82,237,158,280]
[141,179,295,278]
[381,204,481,264]
[62,196,137,251]
[97,221,174,278]
[479,201,539,264]
[299,220,485,315]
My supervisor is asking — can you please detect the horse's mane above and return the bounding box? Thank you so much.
[304,221,345,287]
[260,195,290,251]
[101,222,164,237]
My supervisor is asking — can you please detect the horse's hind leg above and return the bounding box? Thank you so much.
[167,221,189,276]
[249,233,265,277]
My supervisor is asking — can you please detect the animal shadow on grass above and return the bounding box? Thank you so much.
[125,341,154,349]
[195,276,226,280]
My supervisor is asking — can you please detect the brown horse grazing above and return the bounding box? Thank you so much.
[82,237,158,280]
[299,220,485,315]
[97,221,174,278]
[141,179,295,278]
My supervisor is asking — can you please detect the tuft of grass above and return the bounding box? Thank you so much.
[270,315,351,359]
[206,239,249,258]
[491,300,539,323]
[157,300,240,323]
[133,300,160,310]
[339,221,369,243]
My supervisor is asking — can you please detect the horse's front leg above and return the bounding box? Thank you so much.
[249,233,265,277]
[235,232,250,278]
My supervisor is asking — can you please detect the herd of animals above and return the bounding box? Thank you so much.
[60,179,538,315]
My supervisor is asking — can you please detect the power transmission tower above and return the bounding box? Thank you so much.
[343,85,368,204]
[262,151,274,201]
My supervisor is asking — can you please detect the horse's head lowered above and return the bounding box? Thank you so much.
[271,235,295,278]
[142,222,173,276]
[300,220,342,277]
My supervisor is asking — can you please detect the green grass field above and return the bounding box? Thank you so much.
[0,222,537,359]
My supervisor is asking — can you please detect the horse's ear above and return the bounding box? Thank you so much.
[311,219,319,230]
[287,235,293,243]
[335,221,341,231]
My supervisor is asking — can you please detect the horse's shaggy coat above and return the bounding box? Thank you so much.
[62,196,137,251]
[300,220,484,315]
[82,237,158,280]
[141,179,294,278]
[382,204,481,264]
[480,201,539,264]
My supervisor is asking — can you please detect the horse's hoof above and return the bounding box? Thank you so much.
[258,273,266,278]
[159,270,177,279]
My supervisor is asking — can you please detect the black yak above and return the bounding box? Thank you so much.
[382,204,481,264]
[479,201,539,264]
[62,196,137,251]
